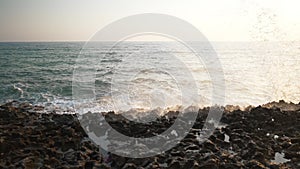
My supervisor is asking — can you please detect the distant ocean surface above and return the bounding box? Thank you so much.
[0,41,299,113]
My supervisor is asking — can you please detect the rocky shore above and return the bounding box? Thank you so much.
[0,101,299,168]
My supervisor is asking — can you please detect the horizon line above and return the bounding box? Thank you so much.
[0,40,300,43]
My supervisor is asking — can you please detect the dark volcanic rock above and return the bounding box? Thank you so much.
[0,102,103,168]
[1,101,300,168]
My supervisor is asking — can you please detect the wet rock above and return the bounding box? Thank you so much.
[1,101,300,168]
[253,152,266,162]
[112,156,126,168]
[63,149,77,163]
[199,161,218,169]
[290,138,300,144]
[246,160,267,169]
[168,160,181,169]
[183,159,199,169]
[95,163,111,169]
[122,163,137,169]
[84,161,94,169]
[285,151,300,159]
[287,143,300,151]
[203,140,219,152]
[170,150,184,157]
[185,144,199,151]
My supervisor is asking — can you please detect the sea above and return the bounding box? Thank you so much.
[0,41,299,113]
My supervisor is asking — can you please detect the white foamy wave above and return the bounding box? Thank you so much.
[13,83,25,98]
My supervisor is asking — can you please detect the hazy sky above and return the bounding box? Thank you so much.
[0,0,299,41]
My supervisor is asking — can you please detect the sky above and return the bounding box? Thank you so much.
[0,0,299,42]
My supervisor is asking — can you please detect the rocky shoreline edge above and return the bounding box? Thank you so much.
[0,101,299,169]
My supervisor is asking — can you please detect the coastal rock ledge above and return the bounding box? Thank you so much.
[0,101,299,169]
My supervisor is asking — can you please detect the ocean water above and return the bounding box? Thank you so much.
[0,41,299,113]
